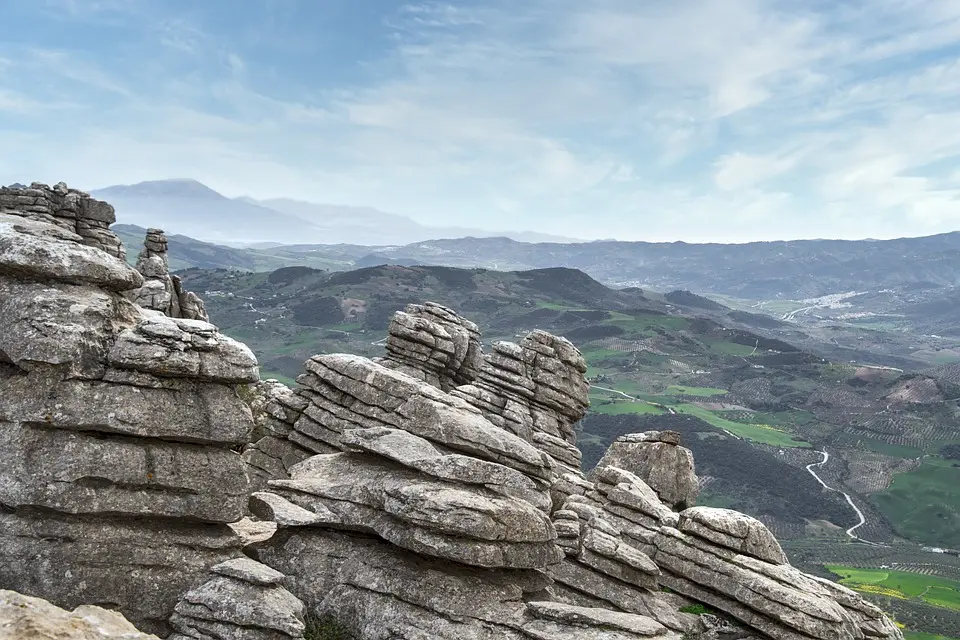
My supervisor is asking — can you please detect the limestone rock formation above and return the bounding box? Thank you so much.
[378,301,483,390]
[128,228,208,320]
[168,557,306,640]
[0,186,259,635]
[0,184,904,640]
[0,181,125,260]
[0,589,159,639]
[592,431,700,509]
[244,303,901,640]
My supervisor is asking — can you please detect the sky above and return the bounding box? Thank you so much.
[2,0,960,243]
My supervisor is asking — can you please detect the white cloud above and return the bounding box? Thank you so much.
[3,0,960,241]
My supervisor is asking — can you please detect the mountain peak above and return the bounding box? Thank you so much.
[93,178,226,200]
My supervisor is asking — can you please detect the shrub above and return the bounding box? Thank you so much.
[679,603,715,615]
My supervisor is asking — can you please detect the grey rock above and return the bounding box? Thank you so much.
[678,507,788,565]
[0,373,255,444]
[593,432,699,509]
[0,511,242,636]
[0,421,250,522]
[269,452,562,568]
[526,601,669,637]
[211,557,287,586]
[128,229,209,321]
[0,276,139,378]
[109,313,259,383]
[0,215,142,291]
[0,589,159,639]
[172,575,304,638]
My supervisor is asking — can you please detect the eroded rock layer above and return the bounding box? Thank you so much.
[0,187,259,635]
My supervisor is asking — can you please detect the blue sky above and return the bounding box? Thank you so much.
[2,0,960,242]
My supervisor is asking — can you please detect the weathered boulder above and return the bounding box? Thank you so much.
[380,302,483,390]
[0,589,159,639]
[592,431,700,509]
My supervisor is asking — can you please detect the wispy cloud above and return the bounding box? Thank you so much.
[2,0,960,241]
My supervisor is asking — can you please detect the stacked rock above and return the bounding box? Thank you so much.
[0,181,125,259]
[168,557,306,640]
[0,205,259,634]
[247,351,684,639]
[128,228,209,320]
[555,458,902,640]
[452,330,590,479]
[547,468,687,632]
[378,301,483,390]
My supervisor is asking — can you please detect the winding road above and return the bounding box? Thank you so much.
[805,450,886,546]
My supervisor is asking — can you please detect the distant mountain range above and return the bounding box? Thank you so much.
[91,179,578,246]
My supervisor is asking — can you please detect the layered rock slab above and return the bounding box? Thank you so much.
[0,191,258,634]
[168,558,306,640]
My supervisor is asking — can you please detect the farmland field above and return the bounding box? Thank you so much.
[826,566,960,612]
[872,457,960,549]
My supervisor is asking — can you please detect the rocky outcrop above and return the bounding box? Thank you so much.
[247,342,682,638]
[168,558,306,640]
[128,228,208,320]
[0,184,903,640]
[0,181,125,259]
[0,589,159,639]
[0,190,259,635]
[592,431,699,509]
[245,303,900,640]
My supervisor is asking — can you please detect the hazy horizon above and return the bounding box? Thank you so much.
[3,1,960,243]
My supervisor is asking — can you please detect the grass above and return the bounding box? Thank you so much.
[859,439,926,459]
[708,341,758,356]
[665,385,729,397]
[905,632,960,640]
[826,565,960,612]
[590,399,667,415]
[872,457,960,549]
[672,403,810,448]
[679,603,715,615]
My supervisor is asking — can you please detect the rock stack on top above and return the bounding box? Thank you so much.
[247,327,682,637]
[0,183,260,635]
[378,301,484,389]
[128,227,208,320]
[0,181,125,259]
[168,557,306,640]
